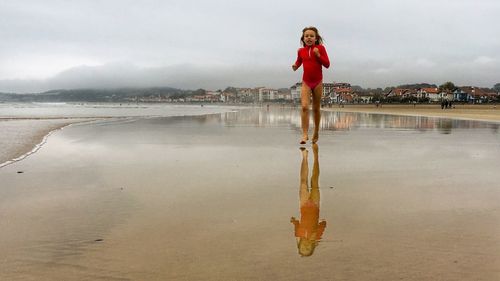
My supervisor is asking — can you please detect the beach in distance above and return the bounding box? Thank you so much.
[323,103,500,123]
[1,103,500,280]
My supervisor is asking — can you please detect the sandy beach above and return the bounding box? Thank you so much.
[1,108,500,280]
[0,103,241,168]
[322,103,500,123]
[0,118,98,167]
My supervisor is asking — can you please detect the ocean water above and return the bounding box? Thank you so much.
[0,102,242,119]
[0,102,243,167]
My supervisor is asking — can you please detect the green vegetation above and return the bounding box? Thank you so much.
[494,83,500,92]
[439,81,456,93]
[0,87,196,102]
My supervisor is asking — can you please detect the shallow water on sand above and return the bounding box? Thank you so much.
[0,102,241,167]
[1,108,499,280]
[0,102,240,118]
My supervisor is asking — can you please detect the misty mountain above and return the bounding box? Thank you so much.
[0,62,293,94]
[0,87,191,102]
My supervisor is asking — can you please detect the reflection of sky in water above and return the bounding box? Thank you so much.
[217,108,500,135]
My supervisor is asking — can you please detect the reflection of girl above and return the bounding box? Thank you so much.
[290,144,326,256]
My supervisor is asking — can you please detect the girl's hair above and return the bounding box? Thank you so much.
[300,26,323,47]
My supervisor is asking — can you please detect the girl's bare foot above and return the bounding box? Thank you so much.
[312,133,319,144]
[300,135,309,144]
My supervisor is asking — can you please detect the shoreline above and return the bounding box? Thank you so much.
[322,104,500,123]
[0,104,243,169]
[2,104,499,168]
[0,123,67,169]
[0,118,102,168]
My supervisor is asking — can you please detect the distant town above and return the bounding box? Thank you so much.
[1,82,499,104]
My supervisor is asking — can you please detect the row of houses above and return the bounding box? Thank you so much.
[323,85,499,104]
[136,83,498,104]
[184,88,295,103]
[386,87,498,103]
[172,83,358,103]
[291,82,357,104]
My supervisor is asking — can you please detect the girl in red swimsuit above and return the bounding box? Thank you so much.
[292,26,330,144]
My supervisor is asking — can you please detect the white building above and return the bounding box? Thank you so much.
[291,82,350,102]
[291,83,302,101]
[417,87,439,101]
[258,88,278,102]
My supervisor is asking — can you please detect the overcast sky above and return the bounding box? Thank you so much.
[1,0,499,93]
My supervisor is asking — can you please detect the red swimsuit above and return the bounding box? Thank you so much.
[294,44,330,90]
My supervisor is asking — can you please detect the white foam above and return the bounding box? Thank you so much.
[0,103,244,169]
[0,124,68,168]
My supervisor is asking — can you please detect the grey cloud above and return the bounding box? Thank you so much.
[1,0,499,92]
[0,62,296,93]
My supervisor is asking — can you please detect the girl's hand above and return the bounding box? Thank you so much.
[313,47,320,57]
[292,64,298,71]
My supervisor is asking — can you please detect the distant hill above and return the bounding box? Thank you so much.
[0,87,194,102]
[395,83,438,89]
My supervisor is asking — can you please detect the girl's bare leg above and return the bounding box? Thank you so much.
[311,83,323,143]
[310,143,320,205]
[300,83,312,144]
[300,147,310,206]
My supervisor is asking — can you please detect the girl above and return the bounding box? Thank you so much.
[292,26,330,144]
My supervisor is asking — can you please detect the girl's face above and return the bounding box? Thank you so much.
[303,30,317,46]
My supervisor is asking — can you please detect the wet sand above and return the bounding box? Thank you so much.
[0,118,97,167]
[0,103,241,168]
[1,109,499,280]
[323,104,500,123]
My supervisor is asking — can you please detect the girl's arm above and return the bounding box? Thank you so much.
[292,49,303,70]
[316,45,330,68]
[290,217,300,236]
[316,220,327,239]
